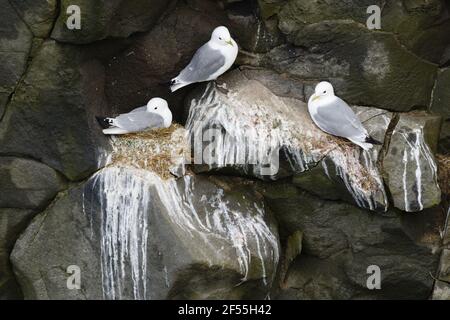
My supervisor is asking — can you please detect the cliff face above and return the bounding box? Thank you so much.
[0,0,449,300]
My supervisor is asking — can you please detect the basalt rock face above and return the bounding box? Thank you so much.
[51,0,171,44]
[1,0,449,300]
[11,129,280,300]
[0,0,33,119]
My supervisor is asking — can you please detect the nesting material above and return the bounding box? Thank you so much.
[108,124,190,179]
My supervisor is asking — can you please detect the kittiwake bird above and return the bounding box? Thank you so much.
[170,26,238,92]
[97,97,172,135]
[308,81,382,150]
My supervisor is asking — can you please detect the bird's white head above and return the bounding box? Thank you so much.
[210,26,234,47]
[147,97,173,128]
[311,81,335,102]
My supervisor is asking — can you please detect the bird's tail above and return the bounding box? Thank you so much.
[349,138,375,151]
[96,116,115,129]
[365,136,383,145]
[102,127,130,135]
[170,78,189,92]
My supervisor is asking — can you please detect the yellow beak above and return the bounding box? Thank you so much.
[312,95,320,102]
[226,39,234,46]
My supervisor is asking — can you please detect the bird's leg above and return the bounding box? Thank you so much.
[215,79,229,94]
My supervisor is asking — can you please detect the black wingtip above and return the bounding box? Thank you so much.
[366,136,383,145]
[158,79,175,87]
[96,116,111,129]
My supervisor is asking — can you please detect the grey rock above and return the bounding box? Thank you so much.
[0,157,66,209]
[256,21,438,112]
[433,206,450,300]
[432,281,450,300]
[51,0,170,44]
[430,68,450,154]
[0,208,34,299]
[275,0,450,64]
[382,0,450,64]
[0,0,33,119]
[0,40,112,181]
[240,67,305,101]
[383,112,442,212]
[11,167,280,299]
[259,181,443,299]
[10,0,58,37]
[226,1,283,53]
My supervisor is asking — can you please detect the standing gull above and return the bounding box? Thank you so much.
[97,97,172,135]
[308,82,382,150]
[170,26,238,92]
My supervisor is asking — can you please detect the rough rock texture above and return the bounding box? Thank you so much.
[0,0,449,301]
[51,0,171,44]
[248,0,450,112]
[383,112,442,212]
[0,41,111,181]
[433,209,450,300]
[0,0,33,119]
[431,68,450,154]
[247,23,437,112]
[0,157,66,209]
[11,170,279,299]
[10,0,58,38]
[0,208,34,299]
[258,181,443,300]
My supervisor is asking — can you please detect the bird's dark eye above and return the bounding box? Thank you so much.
[323,90,326,94]
[154,107,157,110]
[219,37,222,40]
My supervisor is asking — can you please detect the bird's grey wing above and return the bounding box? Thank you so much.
[178,44,226,83]
[315,98,367,139]
[115,111,164,132]
[130,105,147,113]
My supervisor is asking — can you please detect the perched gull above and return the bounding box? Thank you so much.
[97,97,172,135]
[170,26,238,92]
[308,82,382,150]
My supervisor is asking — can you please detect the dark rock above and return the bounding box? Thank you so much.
[0,208,35,299]
[430,68,450,154]
[226,0,284,53]
[255,21,437,111]
[259,181,443,299]
[0,157,66,209]
[104,1,232,122]
[10,0,58,37]
[51,0,171,44]
[275,0,450,64]
[382,0,450,64]
[0,0,33,119]
[0,41,112,181]
[432,205,450,300]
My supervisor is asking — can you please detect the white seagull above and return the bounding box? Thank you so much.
[308,82,382,150]
[97,97,172,135]
[170,26,238,92]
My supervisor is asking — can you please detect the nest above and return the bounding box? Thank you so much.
[109,124,190,179]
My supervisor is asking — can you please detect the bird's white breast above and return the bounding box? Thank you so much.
[208,39,238,80]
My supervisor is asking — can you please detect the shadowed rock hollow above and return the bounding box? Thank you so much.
[0,0,449,300]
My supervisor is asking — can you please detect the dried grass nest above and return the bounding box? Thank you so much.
[109,124,190,179]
